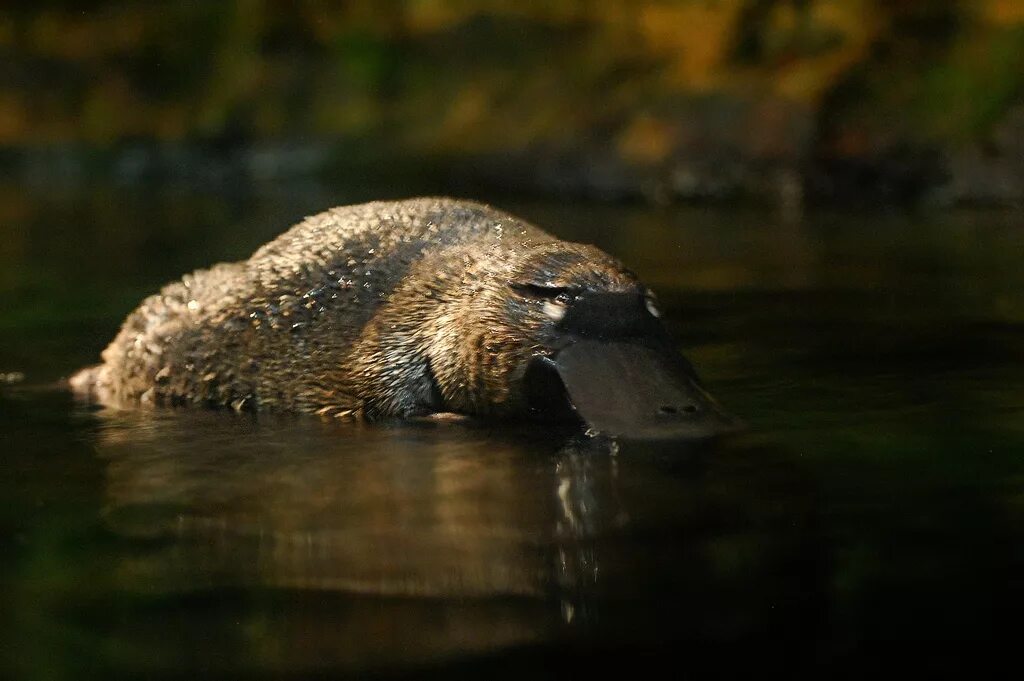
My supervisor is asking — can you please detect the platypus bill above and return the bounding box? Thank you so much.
[71,197,736,440]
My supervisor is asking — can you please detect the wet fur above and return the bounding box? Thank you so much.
[71,198,641,419]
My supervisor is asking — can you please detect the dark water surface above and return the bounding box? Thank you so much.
[1,183,1022,678]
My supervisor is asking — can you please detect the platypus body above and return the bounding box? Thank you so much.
[72,198,734,439]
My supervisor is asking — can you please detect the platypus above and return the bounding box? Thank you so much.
[71,198,735,439]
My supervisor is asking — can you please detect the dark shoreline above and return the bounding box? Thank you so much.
[2,139,1022,210]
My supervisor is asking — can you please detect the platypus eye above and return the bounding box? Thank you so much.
[509,283,575,302]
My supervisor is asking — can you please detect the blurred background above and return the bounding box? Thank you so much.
[2,0,1023,205]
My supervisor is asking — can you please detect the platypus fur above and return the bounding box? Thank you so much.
[71,198,734,438]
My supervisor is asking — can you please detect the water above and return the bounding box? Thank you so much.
[1,182,1022,678]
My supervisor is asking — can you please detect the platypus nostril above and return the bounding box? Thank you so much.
[658,405,678,415]
[682,404,699,414]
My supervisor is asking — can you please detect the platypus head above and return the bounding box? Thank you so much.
[424,241,739,440]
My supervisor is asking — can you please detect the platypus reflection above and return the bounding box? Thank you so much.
[72,198,735,439]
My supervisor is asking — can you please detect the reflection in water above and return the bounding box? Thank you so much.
[89,407,825,671]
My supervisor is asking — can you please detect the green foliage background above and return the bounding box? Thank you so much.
[2,1,1022,201]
